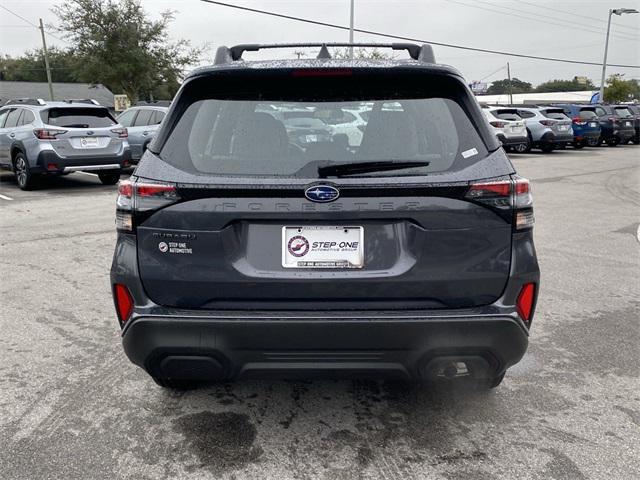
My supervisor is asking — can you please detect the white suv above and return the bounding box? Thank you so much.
[482,107,528,153]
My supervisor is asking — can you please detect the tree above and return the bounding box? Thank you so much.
[486,78,532,95]
[604,74,639,103]
[332,47,391,60]
[535,78,596,93]
[0,48,85,83]
[53,0,202,102]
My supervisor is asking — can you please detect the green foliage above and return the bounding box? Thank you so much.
[604,74,639,102]
[486,78,532,95]
[534,78,596,93]
[52,0,203,102]
[0,47,85,83]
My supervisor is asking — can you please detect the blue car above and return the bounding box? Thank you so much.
[553,104,601,148]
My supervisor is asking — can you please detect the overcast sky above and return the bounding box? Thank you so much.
[1,0,639,87]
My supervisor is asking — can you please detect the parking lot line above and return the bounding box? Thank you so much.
[0,193,13,201]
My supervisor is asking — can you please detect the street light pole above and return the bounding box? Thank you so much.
[349,0,354,59]
[38,18,54,101]
[599,8,639,103]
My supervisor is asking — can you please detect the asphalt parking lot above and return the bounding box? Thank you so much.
[0,146,638,480]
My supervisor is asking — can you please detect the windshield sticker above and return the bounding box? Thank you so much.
[462,148,479,159]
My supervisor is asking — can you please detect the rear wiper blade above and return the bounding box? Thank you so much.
[318,160,430,177]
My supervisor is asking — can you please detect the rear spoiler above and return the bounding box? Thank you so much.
[214,42,436,64]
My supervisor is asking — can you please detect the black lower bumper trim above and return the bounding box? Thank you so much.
[122,315,529,381]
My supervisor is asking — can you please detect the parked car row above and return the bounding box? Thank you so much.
[0,98,173,190]
[481,103,639,153]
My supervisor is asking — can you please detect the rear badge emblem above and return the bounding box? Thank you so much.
[305,185,339,203]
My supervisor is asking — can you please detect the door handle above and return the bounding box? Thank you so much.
[9,133,15,138]
[142,131,149,136]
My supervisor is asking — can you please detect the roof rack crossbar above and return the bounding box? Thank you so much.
[3,98,46,106]
[214,43,435,64]
[63,98,100,105]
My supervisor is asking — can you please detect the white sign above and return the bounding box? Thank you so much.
[114,94,130,112]
[282,226,364,269]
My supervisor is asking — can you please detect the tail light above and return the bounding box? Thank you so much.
[116,179,179,232]
[113,283,134,325]
[608,117,618,124]
[538,120,555,126]
[111,127,128,138]
[572,117,587,126]
[489,121,507,128]
[517,283,536,324]
[33,128,67,140]
[466,177,534,230]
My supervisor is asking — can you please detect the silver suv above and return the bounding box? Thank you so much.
[516,107,573,153]
[116,102,169,163]
[0,98,131,190]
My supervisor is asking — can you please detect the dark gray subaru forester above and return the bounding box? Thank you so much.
[111,43,539,389]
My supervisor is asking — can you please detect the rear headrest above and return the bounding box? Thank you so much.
[232,112,289,157]
[358,110,419,159]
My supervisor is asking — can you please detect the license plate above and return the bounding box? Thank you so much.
[625,121,632,127]
[305,134,318,142]
[558,125,569,131]
[282,226,364,268]
[510,126,520,133]
[589,122,597,127]
[79,137,100,148]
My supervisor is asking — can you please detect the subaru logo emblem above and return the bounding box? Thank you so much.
[305,185,339,203]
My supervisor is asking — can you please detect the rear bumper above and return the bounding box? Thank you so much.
[33,149,131,174]
[496,134,528,147]
[121,313,529,381]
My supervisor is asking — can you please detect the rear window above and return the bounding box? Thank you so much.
[159,74,490,178]
[614,107,633,118]
[491,109,521,121]
[578,109,597,120]
[41,108,116,128]
[542,109,570,120]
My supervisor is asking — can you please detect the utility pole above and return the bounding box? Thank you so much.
[507,62,513,104]
[38,18,54,101]
[349,0,354,59]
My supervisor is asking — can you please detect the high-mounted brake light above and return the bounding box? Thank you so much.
[33,128,67,140]
[114,283,134,325]
[292,68,353,77]
[111,127,128,138]
[517,283,536,324]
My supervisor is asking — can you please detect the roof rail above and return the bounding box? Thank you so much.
[63,98,100,105]
[214,43,436,64]
[134,100,172,107]
[3,98,46,106]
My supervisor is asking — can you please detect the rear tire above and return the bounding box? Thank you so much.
[13,153,37,190]
[540,144,554,153]
[607,136,619,147]
[572,141,585,149]
[98,171,121,185]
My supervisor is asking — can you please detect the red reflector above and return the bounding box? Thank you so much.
[517,283,536,323]
[114,283,134,323]
[292,69,353,77]
[46,163,58,170]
